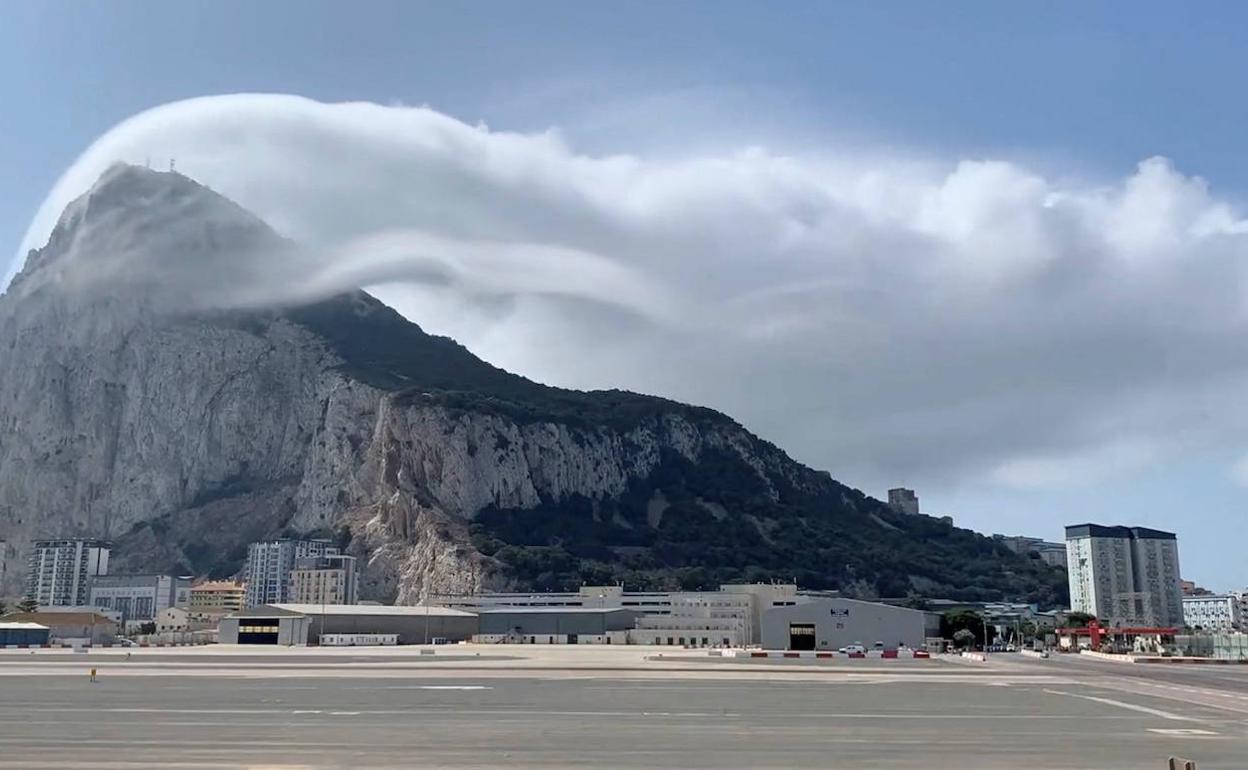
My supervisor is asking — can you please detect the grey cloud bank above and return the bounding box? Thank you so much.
[9,93,1248,503]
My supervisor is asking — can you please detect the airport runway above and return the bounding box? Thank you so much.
[0,648,1245,769]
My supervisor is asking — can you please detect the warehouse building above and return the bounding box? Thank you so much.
[0,611,118,645]
[218,604,477,646]
[438,583,805,645]
[761,597,926,651]
[0,621,50,647]
[475,607,641,644]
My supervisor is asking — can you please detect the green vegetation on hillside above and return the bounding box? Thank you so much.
[278,291,1067,606]
[282,292,725,431]
[472,447,1069,606]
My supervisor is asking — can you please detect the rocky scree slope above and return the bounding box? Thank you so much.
[0,164,1067,606]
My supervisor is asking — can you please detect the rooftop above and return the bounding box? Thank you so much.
[0,612,116,626]
[1065,523,1177,541]
[474,607,639,615]
[192,580,246,591]
[235,604,476,618]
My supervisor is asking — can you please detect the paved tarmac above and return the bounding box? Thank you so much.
[0,647,1245,769]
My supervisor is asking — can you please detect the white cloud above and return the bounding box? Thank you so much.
[10,93,1248,493]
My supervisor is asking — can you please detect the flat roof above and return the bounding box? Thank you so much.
[0,622,49,630]
[263,604,476,616]
[1065,523,1176,540]
[474,607,638,615]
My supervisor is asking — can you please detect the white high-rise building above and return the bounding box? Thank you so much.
[1065,524,1183,627]
[243,539,338,607]
[26,538,111,607]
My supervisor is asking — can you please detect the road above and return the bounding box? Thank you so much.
[0,647,1245,769]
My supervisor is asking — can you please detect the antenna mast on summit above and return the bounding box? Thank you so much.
[169,158,176,173]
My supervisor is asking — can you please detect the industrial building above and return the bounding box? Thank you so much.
[26,538,111,607]
[760,597,927,651]
[438,583,804,646]
[0,621,50,647]
[218,603,477,646]
[0,611,118,645]
[476,607,640,644]
[1066,524,1183,627]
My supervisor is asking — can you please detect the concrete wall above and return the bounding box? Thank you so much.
[761,598,925,651]
[474,631,629,645]
[0,627,50,646]
[220,611,475,645]
[315,613,476,644]
[477,610,640,637]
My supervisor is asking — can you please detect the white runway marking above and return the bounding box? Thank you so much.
[1147,728,1219,736]
[413,685,492,690]
[1043,689,1194,721]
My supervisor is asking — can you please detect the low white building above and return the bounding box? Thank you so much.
[437,583,807,647]
[1182,594,1242,632]
[89,574,191,625]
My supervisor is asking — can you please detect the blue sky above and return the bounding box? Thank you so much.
[3,2,1247,589]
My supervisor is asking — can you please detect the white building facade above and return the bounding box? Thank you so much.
[243,539,338,607]
[26,538,111,607]
[437,583,807,647]
[89,574,191,625]
[1182,595,1242,632]
[1065,524,1183,627]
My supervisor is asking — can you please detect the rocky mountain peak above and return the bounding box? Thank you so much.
[9,163,288,311]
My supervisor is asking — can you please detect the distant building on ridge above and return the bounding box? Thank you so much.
[887,488,920,515]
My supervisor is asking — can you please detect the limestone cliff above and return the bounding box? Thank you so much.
[0,165,1069,606]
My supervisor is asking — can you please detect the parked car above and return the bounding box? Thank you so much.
[840,644,866,655]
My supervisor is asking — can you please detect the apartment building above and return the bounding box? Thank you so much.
[290,554,358,606]
[1065,524,1183,627]
[25,538,111,607]
[243,540,339,607]
[190,580,247,615]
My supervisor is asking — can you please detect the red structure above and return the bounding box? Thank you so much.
[1056,619,1178,651]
